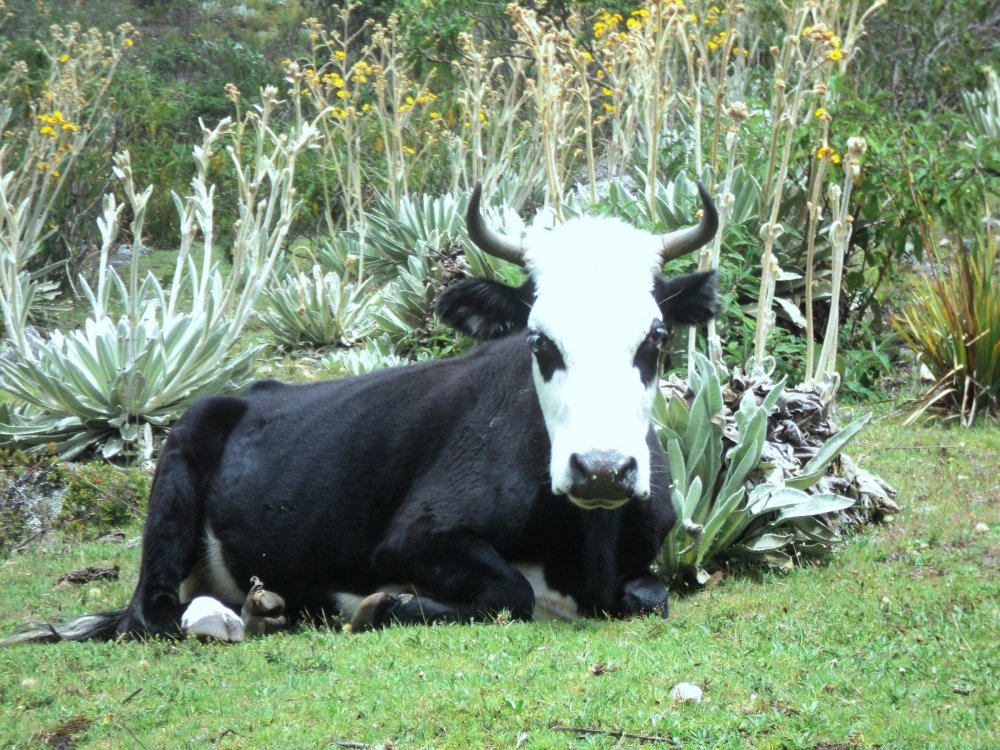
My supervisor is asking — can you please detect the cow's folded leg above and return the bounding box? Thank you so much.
[615,575,669,619]
[349,592,456,631]
[362,534,535,629]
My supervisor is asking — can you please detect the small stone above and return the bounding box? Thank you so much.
[670,682,703,703]
[974,523,989,534]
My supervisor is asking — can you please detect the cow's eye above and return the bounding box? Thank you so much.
[634,323,668,387]
[649,324,669,349]
[527,330,566,381]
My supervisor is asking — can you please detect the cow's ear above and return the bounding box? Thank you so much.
[437,278,535,340]
[654,270,720,327]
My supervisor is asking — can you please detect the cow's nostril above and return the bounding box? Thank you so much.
[569,452,590,486]
[615,455,638,484]
[567,450,638,503]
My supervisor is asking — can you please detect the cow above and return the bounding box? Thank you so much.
[1,181,719,645]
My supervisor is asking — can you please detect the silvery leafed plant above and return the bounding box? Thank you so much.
[0,85,323,458]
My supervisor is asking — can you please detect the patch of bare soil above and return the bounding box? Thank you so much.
[56,565,119,586]
[36,715,90,749]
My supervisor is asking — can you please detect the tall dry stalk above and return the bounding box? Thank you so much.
[0,22,133,353]
[509,4,586,217]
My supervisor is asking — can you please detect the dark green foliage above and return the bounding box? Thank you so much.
[55,462,150,537]
[0,446,68,556]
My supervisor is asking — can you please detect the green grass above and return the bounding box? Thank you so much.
[1,415,999,749]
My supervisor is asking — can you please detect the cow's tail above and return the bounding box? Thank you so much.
[0,609,125,646]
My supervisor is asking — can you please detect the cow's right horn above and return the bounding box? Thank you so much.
[466,181,526,267]
[659,181,719,263]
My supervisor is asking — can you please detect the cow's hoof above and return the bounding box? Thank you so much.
[242,587,288,636]
[181,596,245,643]
[348,592,407,632]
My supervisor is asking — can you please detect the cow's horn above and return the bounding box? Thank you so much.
[660,181,719,263]
[466,180,526,267]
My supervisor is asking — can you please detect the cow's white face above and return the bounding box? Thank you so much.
[437,182,719,510]
[523,218,666,509]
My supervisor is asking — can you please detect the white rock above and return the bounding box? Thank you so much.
[670,682,703,703]
[974,523,989,534]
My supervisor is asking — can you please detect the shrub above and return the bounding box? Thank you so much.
[655,354,871,585]
[55,460,150,536]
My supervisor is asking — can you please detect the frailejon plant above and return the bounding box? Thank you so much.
[260,267,376,348]
[0,85,323,458]
[655,353,870,584]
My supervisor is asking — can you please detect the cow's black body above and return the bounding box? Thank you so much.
[119,333,675,638]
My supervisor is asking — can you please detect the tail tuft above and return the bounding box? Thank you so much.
[0,610,124,646]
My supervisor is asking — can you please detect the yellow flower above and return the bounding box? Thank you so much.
[708,42,718,51]
[687,14,698,23]
[594,21,607,38]
[815,107,826,117]
[603,102,615,112]
[337,89,349,98]
[61,122,77,132]
[631,9,649,17]
[125,38,133,47]
[59,54,68,63]
[39,126,56,137]
[402,146,416,155]
[362,103,371,111]
[602,87,612,96]
[626,17,641,31]
[429,112,441,119]
[817,146,834,159]
[829,48,843,61]
[831,153,841,164]
[37,162,50,171]
[335,50,345,60]
[51,170,60,178]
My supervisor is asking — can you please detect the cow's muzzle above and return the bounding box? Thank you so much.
[567,451,638,509]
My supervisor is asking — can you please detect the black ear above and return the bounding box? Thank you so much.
[654,270,720,327]
[436,278,535,340]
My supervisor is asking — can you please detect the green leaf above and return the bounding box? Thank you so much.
[800,413,872,476]
[775,494,856,522]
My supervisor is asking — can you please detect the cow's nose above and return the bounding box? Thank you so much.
[568,451,638,502]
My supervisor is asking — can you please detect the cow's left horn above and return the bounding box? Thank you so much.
[466,180,526,267]
[660,181,719,263]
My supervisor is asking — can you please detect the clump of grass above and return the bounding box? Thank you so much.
[895,227,1000,425]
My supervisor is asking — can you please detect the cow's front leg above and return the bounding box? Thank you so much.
[353,535,535,631]
[615,575,669,619]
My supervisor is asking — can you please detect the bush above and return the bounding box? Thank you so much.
[654,354,871,585]
[55,461,150,536]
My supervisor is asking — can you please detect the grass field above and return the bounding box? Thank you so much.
[1,413,998,749]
